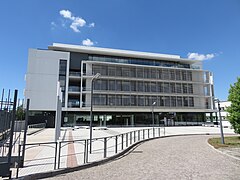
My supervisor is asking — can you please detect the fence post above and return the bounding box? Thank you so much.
[158,127,160,137]
[148,129,150,139]
[58,142,61,169]
[138,130,140,141]
[104,138,107,158]
[164,127,166,136]
[21,99,30,167]
[54,142,57,170]
[16,144,21,178]
[7,90,18,175]
[121,134,124,150]
[86,139,89,163]
[126,133,128,147]
[143,129,145,139]
[115,136,118,154]
[130,132,132,144]
[134,131,136,142]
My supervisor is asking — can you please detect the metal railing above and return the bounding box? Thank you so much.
[17,127,165,178]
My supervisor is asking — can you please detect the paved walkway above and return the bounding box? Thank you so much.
[8,126,236,178]
[46,135,240,180]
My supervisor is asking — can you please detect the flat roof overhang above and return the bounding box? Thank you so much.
[48,43,199,64]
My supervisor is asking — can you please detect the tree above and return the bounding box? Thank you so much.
[16,105,25,120]
[227,77,240,134]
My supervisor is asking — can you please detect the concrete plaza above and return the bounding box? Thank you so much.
[10,126,236,178]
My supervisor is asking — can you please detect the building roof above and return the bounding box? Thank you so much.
[48,43,199,64]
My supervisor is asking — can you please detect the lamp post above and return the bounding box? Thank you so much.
[90,73,101,153]
[152,101,156,137]
[214,98,225,144]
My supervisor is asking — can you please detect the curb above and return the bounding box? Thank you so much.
[20,133,236,179]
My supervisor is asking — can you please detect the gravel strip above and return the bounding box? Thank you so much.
[45,135,240,180]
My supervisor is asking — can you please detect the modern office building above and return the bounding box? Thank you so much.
[25,43,214,127]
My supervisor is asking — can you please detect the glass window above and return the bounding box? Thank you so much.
[163,83,170,93]
[137,81,144,92]
[130,68,136,77]
[151,82,156,92]
[116,95,122,106]
[183,97,188,107]
[187,71,192,81]
[176,70,181,81]
[151,69,156,79]
[94,79,101,90]
[122,81,130,91]
[189,97,194,107]
[177,97,182,107]
[176,83,182,93]
[182,83,188,94]
[100,80,108,90]
[137,68,144,78]
[131,95,137,106]
[170,83,175,93]
[122,95,131,106]
[130,81,136,91]
[158,69,163,79]
[171,96,176,107]
[109,80,116,91]
[108,66,116,76]
[144,69,151,79]
[116,67,122,76]
[169,69,175,80]
[165,96,170,107]
[138,96,145,106]
[182,71,187,81]
[108,95,115,106]
[158,96,165,106]
[116,80,122,91]
[144,82,151,92]
[188,84,193,94]
[122,67,130,77]
[162,69,169,80]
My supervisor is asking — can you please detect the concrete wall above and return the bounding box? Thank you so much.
[25,49,69,111]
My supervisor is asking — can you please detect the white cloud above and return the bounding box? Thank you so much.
[59,9,89,33]
[82,39,94,46]
[59,10,73,20]
[187,52,215,60]
[51,21,57,30]
[89,22,95,27]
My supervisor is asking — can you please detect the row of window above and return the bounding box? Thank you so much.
[93,79,194,94]
[89,55,191,69]
[92,65,193,81]
[93,94,195,107]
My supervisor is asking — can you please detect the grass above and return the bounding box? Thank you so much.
[208,136,240,149]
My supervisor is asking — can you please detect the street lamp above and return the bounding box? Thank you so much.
[90,73,101,153]
[214,98,225,144]
[152,101,156,137]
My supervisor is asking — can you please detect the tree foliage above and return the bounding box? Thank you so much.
[227,77,240,134]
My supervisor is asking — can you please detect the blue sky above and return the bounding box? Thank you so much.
[0,0,240,100]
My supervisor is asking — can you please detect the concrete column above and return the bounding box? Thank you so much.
[103,115,107,126]
[131,115,134,127]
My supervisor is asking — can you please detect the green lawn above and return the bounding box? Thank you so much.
[208,136,240,149]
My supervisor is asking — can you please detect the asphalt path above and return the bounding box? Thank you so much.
[46,135,240,180]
